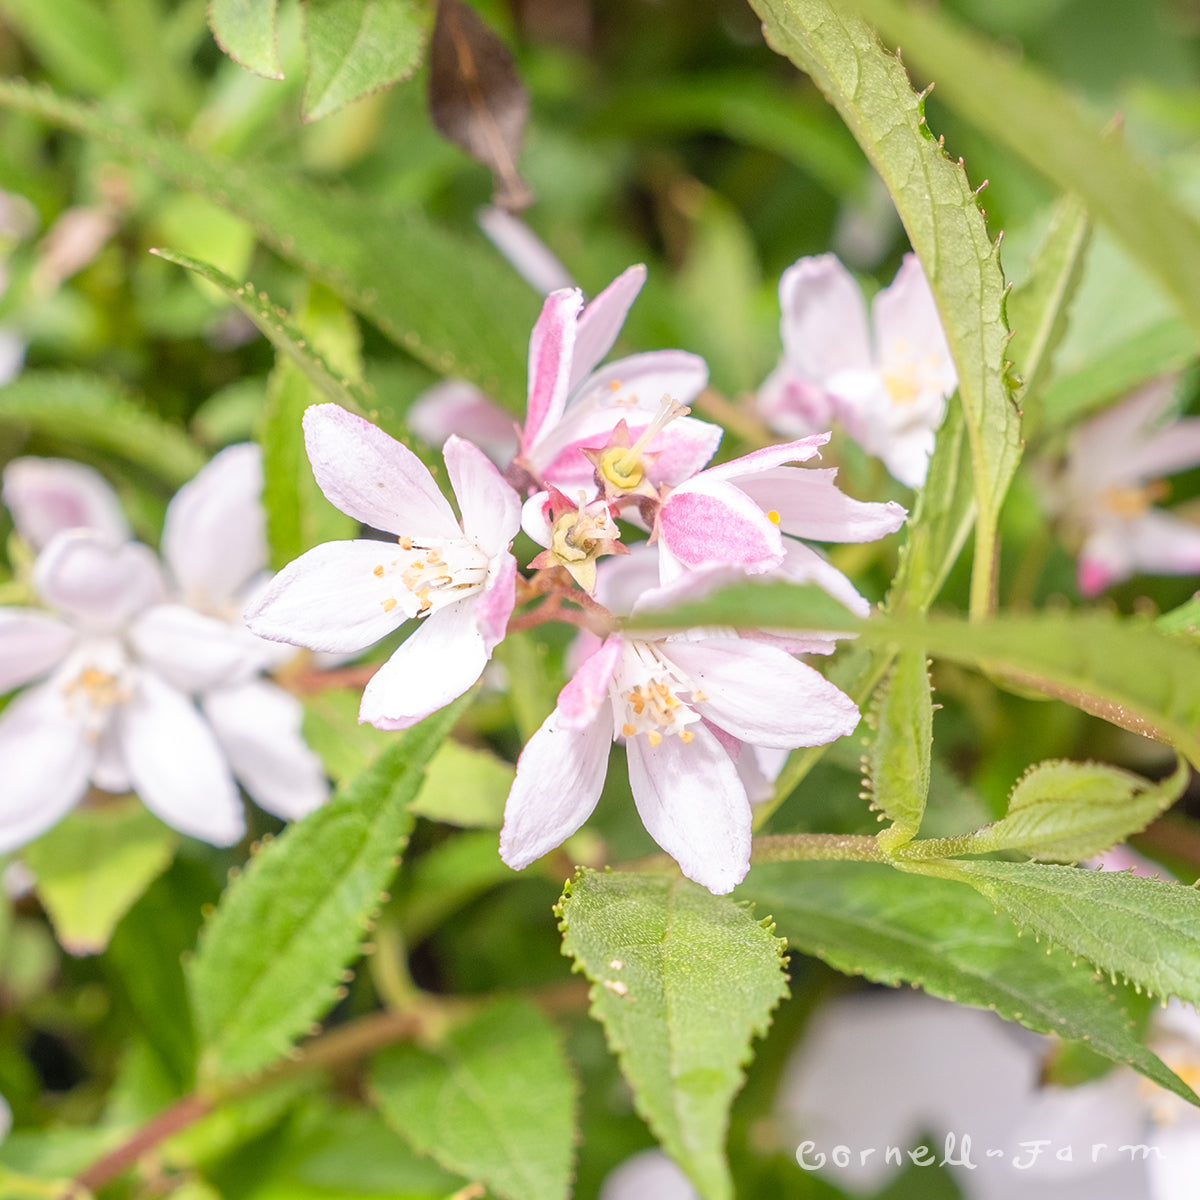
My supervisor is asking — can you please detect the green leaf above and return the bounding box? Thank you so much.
[210,0,283,79]
[739,861,1197,1104]
[188,702,462,1082]
[934,859,1200,1011]
[301,687,394,783]
[0,0,123,95]
[150,250,371,414]
[844,0,1200,340]
[749,0,1022,617]
[961,757,1188,863]
[410,739,514,828]
[0,80,536,402]
[302,0,430,122]
[557,869,788,1200]
[371,997,576,1200]
[24,800,178,956]
[868,650,931,851]
[0,371,206,486]
[1006,193,1092,438]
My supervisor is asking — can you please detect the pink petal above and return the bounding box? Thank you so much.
[129,604,265,692]
[696,434,829,484]
[778,254,872,383]
[571,264,647,388]
[1123,415,1200,484]
[34,531,166,632]
[0,609,74,691]
[117,671,245,846]
[244,539,411,654]
[524,289,584,448]
[0,681,93,853]
[203,680,328,821]
[565,349,710,422]
[657,480,783,578]
[443,435,522,559]
[734,466,907,543]
[358,600,488,731]
[302,404,460,539]
[872,253,956,395]
[476,205,574,296]
[1125,510,1200,577]
[498,706,612,870]
[2,456,129,549]
[557,636,622,729]
[626,724,751,894]
[406,380,519,466]
[162,443,266,606]
[475,552,517,654]
[664,637,860,747]
[756,364,838,437]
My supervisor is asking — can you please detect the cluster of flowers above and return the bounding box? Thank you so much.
[6,254,1200,898]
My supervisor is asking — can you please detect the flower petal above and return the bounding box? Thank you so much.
[358,600,488,730]
[777,254,872,382]
[626,724,751,894]
[695,434,828,484]
[2,456,129,549]
[407,379,519,466]
[203,680,328,821]
[734,466,907,543]
[571,264,646,388]
[34,530,166,631]
[443,435,522,558]
[243,539,410,654]
[557,636,622,729]
[474,552,517,654]
[302,403,460,539]
[755,363,838,437]
[117,671,244,845]
[657,479,783,579]
[129,604,266,691]
[499,707,612,870]
[0,609,74,692]
[161,443,267,606]
[872,253,956,395]
[0,681,93,853]
[476,204,574,295]
[599,1150,700,1200]
[524,288,584,448]
[664,637,860,747]
[778,540,870,619]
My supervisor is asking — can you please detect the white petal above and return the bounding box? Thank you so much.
[33,530,165,632]
[626,725,750,894]
[571,264,646,387]
[162,443,266,606]
[203,681,328,821]
[599,1150,700,1200]
[2,456,129,549]
[499,707,612,869]
[243,539,410,654]
[0,609,74,691]
[778,254,872,382]
[779,540,871,619]
[476,204,575,296]
[0,681,94,852]
[443,435,521,558]
[872,253,956,394]
[117,671,244,845]
[129,604,266,692]
[735,467,907,543]
[664,637,860,747]
[302,404,460,539]
[358,601,488,731]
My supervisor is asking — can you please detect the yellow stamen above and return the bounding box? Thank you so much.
[767,510,781,525]
[679,729,694,744]
[647,731,662,747]
[373,564,385,577]
[381,597,397,612]
[622,722,637,738]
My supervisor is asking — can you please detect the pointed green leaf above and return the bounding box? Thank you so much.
[302,0,430,122]
[209,0,284,79]
[371,997,576,1200]
[931,859,1200,1011]
[739,861,1197,1105]
[963,757,1188,863]
[557,869,788,1200]
[1006,194,1092,438]
[189,702,462,1081]
[23,800,178,956]
[845,0,1200,340]
[0,371,206,486]
[150,250,372,414]
[749,0,1022,617]
[0,80,535,401]
[869,650,932,851]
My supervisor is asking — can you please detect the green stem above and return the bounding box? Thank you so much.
[969,511,999,621]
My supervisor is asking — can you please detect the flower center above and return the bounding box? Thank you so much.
[613,644,703,748]
[596,396,691,492]
[60,653,131,739]
[1102,479,1169,519]
[372,537,490,618]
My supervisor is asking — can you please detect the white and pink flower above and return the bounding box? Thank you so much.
[1037,377,1200,596]
[499,617,860,894]
[757,253,957,488]
[245,403,521,731]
